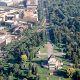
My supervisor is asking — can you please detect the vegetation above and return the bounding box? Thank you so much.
[66,67,76,78]
[0,26,47,80]
[45,0,80,67]
[73,70,80,80]
[0,0,80,80]
[21,54,28,62]
[32,58,69,80]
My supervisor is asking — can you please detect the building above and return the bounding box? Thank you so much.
[48,55,63,75]
[12,22,28,32]
[13,0,24,4]
[0,0,13,6]
[0,9,19,22]
[0,27,8,35]
[0,28,18,49]
[27,0,38,6]
[22,0,38,9]
[0,35,11,45]
[5,12,19,26]
[0,34,18,49]
[0,0,24,6]
[27,0,38,9]
[23,9,38,22]
[23,0,39,22]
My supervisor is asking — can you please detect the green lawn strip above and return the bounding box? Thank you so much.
[53,45,62,52]
[32,57,47,61]
[53,44,70,65]
[38,45,47,53]
[56,56,70,65]
[38,66,48,74]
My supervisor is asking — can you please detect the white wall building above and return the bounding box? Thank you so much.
[0,0,13,6]
[13,0,24,4]
[27,0,38,6]
[0,0,24,6]
[27,0,38,9]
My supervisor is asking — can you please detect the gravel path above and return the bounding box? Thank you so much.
[45,42,65,58]
[45,42,54,58]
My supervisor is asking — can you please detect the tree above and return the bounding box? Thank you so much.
[23,0,27,8]
[66,67,76,78]
[28,62,32,70]
[13,64,19,73]
[8,72,13,80]
[73,71,80,80]
[0,75,4,80]
[21,54,27,62]
[23,78,27,80]
[32,64,35,75]
[35,75,40,80]
[35,66,38,75]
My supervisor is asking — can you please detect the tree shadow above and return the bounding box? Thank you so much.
[7,57,21,64]
[55,69,67,78]
[32,59,48,66]
[7,58,15,64]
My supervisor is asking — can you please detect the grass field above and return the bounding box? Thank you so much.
[39,45,47,53]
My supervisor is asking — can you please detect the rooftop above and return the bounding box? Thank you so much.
[27,0,38,6]
[0,38,5,44]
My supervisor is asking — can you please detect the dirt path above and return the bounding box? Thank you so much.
[45,42,65,57]
[45,42,54,58]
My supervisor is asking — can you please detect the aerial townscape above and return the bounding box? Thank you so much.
[0,0,80,80]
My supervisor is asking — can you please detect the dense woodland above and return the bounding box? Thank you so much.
[45,0,80,66]
[0,25,47,80]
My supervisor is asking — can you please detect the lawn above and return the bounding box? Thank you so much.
[56,56,71,65]
[38,45,47,53]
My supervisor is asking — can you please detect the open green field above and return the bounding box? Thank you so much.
[38,45,47,53]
